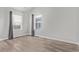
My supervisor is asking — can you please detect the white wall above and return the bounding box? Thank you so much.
[31,7,77,43]
[76,8,79,42]
[0,7,9,40]
[0,7,28,40]
[23,11,31,35]
[25,8,35,35]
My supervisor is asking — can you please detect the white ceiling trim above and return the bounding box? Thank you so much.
[12,7,33,12]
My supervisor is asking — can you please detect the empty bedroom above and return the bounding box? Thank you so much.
[0,7,78,52]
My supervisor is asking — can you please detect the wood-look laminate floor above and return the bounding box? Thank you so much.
[0,36,79,52]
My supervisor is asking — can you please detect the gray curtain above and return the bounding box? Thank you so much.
[31,14,35,36]
[8,11,13,40]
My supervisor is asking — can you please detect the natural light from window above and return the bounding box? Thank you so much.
[13,14,22,30]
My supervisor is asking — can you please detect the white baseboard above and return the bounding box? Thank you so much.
[0,37,8,41]
[36,35,79,45]
[0,34,28,41]
[0,34,79,45]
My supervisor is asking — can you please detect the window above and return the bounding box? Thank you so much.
[35,15,42,29]
[13,14,23,30]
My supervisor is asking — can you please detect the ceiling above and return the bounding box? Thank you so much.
[12,7,33,12]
